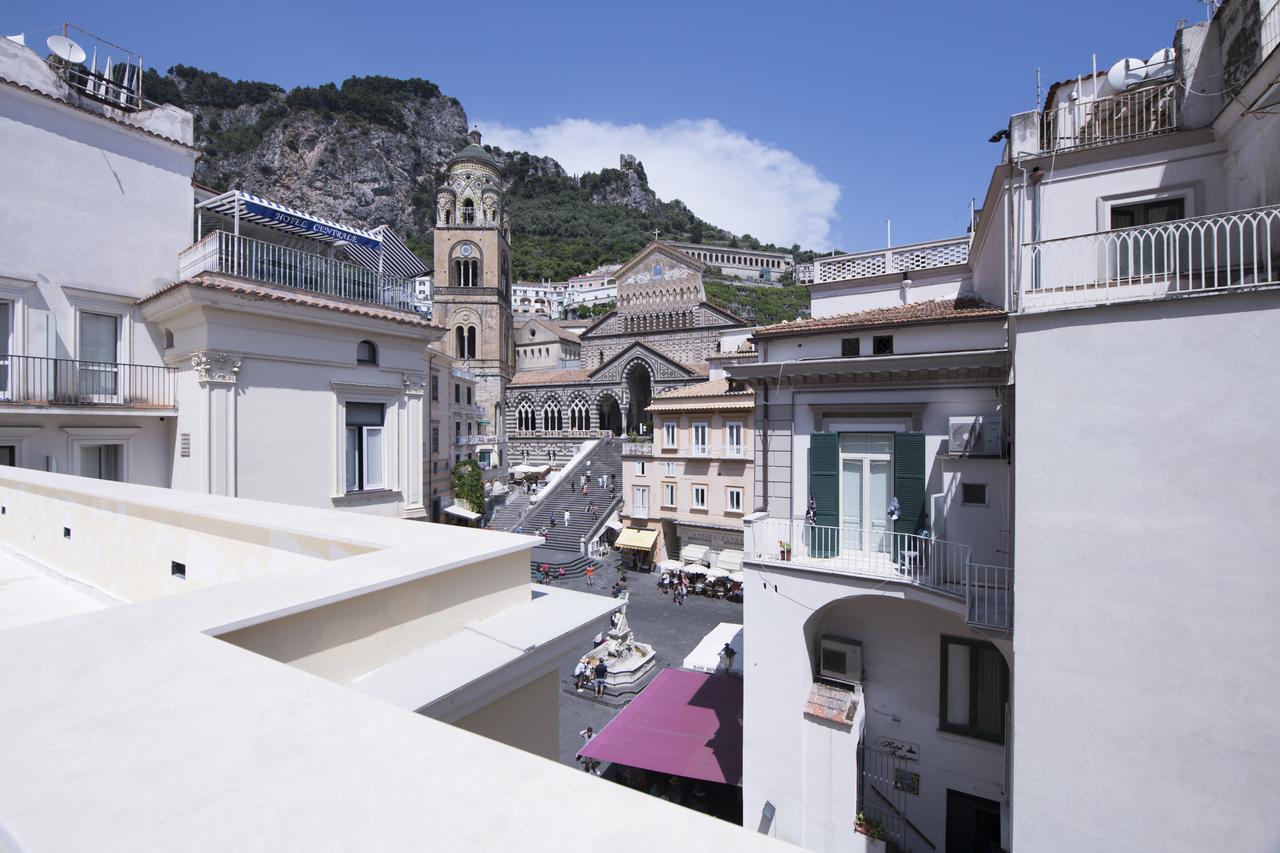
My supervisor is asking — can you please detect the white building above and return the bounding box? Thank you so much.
[729,2,1280,851]
[1,35,440,520]
[668,241,793,283]
[0,465,792,850]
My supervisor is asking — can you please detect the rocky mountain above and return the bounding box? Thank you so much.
[142,65,809,318]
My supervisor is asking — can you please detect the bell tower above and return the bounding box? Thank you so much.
[433,129,514,450]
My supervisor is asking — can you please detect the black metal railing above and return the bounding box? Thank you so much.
[0,354,176,408]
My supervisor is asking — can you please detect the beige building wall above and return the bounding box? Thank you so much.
[623,390,754,561]
[454,669,560,760]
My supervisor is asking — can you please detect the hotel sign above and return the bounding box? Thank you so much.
[243,201,380,250]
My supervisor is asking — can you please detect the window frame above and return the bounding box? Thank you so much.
[665,461,677,477]
[726,421,744,457]
[961,482,988,507]
[356,340,378,365]
[663,421,678,449]
[344,402,387,494]
[726,486,744,513]
[634,459,646,476]
[691,422,708,456]
[938,635,1009,744]
[872,335,894,356]
[662,482,678,509]
[690,483,708,510]
[841,337,861,357]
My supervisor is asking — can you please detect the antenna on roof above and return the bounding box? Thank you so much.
[46,34,86,63]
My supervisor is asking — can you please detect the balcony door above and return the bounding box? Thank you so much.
[0,302,9,400]
[839,434,892,554]
[1110,197,1185,280]
[78,312,120,401]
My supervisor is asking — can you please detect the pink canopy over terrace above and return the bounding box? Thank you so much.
[579,669,743,785]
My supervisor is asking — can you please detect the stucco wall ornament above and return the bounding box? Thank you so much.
[192,351,241,384]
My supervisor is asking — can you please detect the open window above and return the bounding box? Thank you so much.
[344,402,385,493]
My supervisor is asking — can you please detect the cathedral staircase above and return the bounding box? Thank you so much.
[525,440,623,552]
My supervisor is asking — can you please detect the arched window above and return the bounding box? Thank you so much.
[462,199,476,225]
[163,329,174,349]
[444,209,453,225]
[569,398,590,431]
[516,400,535,432]
[455,326,466,358]
[466,326,477,359]
[542,400,563,432]
[356,340,377,364]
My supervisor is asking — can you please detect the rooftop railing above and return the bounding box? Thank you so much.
[621,441,653,457]
[179,231,418,312]
[1022,204,1280,311]
[0,354,176,409]
[1040,81,1179,153]
[745,516,1012,631]
[812,237,970,284]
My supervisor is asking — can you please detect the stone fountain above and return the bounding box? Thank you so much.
[581,591,655,692]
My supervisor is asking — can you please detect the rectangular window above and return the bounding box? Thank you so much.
[726,422,743,457]
[0,301,10,397]
[466,386,472,405]
[345,402,385,493]
[635,460,646,476]
[430,375,438,401]
[1110,197,1186,277]
[663,421,678,449]
[691,485,707,509]
[633,486,649,515]
[727,487,743,512]
[841,337,860,357]
[79,311,120,397]
[940,637,1009,743]
[961,483,988,506]
[873,335,893,355]
[662,482,677,508]
[692,423,708,456]
[79,444,122,481]
[431,426,439,454]
[665,461,677,477]
[0,445,15,466]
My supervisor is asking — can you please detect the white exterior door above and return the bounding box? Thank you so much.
[839,434,893,553]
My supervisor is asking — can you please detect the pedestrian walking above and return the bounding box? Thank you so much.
[564,509,571,527]
[585,563,595,587]
[593,659,608,698]
[577,726,601,775]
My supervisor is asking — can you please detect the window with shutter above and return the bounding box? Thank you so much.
[808,433,840,557]
[893,432,926,541]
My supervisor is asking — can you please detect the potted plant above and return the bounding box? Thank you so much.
[778,540,792,561]
[855,811,887,844]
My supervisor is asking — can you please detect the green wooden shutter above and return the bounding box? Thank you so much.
[809,433,840,557]
[893,432,927,539]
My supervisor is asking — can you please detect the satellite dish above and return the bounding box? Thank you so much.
[1107,57,1148,91]
[1145,47,1176,80]
[46,34,86,64]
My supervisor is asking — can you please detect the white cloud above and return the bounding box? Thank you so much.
[480,118,840,250]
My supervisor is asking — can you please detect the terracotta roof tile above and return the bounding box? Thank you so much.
[141,275,438,329]
[753,296,1004,339]
[651,378,752,400]
[509,367,593,386]
[803,681,859,726]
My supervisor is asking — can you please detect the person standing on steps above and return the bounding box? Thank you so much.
[564,509,571,527]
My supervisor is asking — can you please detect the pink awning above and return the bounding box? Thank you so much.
[579,669,742,785]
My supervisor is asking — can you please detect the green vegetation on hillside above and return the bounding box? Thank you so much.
[705,281,810,326]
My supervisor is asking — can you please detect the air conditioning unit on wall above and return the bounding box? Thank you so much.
[948,415,1003,457]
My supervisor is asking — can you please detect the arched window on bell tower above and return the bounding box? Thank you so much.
[462,199,476,225]
[455,326,466,359]
[466,326,477,359]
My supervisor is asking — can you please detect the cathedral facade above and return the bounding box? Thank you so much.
[505,242,746,465]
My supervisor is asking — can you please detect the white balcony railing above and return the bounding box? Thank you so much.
[1041,82,1178,153]
[691,444,708,457]
[1022,205,1280,311]
[621,442,653,457]
[746,516,1012,631]
[813,237,970,284]
[179,231,419,312]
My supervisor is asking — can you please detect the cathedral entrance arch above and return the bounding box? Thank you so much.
[597,393,622,436]
[623,360,654,436]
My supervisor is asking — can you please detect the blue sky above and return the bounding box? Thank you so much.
[10,0,1206,250]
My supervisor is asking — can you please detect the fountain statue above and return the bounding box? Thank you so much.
[581,590,655,694]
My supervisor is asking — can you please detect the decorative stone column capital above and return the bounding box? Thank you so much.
[192,351,241,385]
[403,373,427,396]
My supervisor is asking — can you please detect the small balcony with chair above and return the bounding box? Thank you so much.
[178,191,427,313]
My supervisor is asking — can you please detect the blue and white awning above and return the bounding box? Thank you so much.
[197,190,428,279]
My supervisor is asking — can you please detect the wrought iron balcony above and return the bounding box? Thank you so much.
[1040,81,1179,153]
[0,354,176,409]
[179,231,419,312]
[1022,204,1280,311]
[745,515,1012,631]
